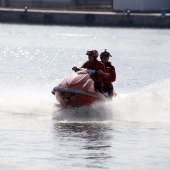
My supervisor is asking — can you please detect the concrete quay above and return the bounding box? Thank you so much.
[0,8,170,28]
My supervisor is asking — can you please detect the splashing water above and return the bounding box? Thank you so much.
[0,86,56,116]
[109,79,170,123]
[54,79,170,123]
[1,79,170,123]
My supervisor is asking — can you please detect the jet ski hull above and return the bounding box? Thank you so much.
[53,87,106,107]
[52,70,107,108]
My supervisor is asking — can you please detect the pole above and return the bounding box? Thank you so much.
[112,0,114,12]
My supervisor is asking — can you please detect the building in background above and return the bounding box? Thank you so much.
[0,0,170,12]
[113,0,170,12]
[0,0,112,9]
[0,0,74,8]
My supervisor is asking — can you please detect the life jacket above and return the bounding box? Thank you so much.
[81,60,105,72]
[103,62,116,83]
[105,62,112,72]
[81,60,106,81]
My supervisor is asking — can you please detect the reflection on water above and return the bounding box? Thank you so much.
[53,103,113,122]
[53,121,113,169]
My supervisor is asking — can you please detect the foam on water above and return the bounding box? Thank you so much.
[0,86,56,116]
[1,79,170,123]
[55,79,170,123]
[109,79,170,123]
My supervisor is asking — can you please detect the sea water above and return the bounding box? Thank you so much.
[0,23,170,170]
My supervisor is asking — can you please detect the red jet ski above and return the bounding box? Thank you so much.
[52,68,107,108]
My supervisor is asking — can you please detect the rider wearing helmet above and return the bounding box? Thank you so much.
[100,49,116,98]
[72,49,107,94]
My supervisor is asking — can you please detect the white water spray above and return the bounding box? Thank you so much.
[109,79,170,123]
[1,80,170,123]
[0,86,57,115]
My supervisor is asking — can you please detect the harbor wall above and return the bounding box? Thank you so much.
[0,8,170,28]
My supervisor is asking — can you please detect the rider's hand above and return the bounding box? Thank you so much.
[72,67,77,71]
[98,70,104,75]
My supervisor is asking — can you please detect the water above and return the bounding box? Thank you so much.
[0,23,170,169]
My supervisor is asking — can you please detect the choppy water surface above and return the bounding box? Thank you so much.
[0,23,170,169]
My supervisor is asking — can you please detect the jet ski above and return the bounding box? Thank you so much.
[52,68,107,108]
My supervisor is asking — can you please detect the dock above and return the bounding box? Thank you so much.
[0,8,170,28]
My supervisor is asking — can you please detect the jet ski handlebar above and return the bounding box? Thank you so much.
[72,67,104,75]
[77,68,96,74]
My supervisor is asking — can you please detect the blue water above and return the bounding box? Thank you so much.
[0,23,170,169]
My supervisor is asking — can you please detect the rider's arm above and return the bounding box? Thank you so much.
[81,62,88,69]
[100,62,108,78]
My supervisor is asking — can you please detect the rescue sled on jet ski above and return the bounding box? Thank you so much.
[52,68,109,108]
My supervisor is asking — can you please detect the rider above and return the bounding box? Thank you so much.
[72,49,107,94]
[100,49,116,98]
